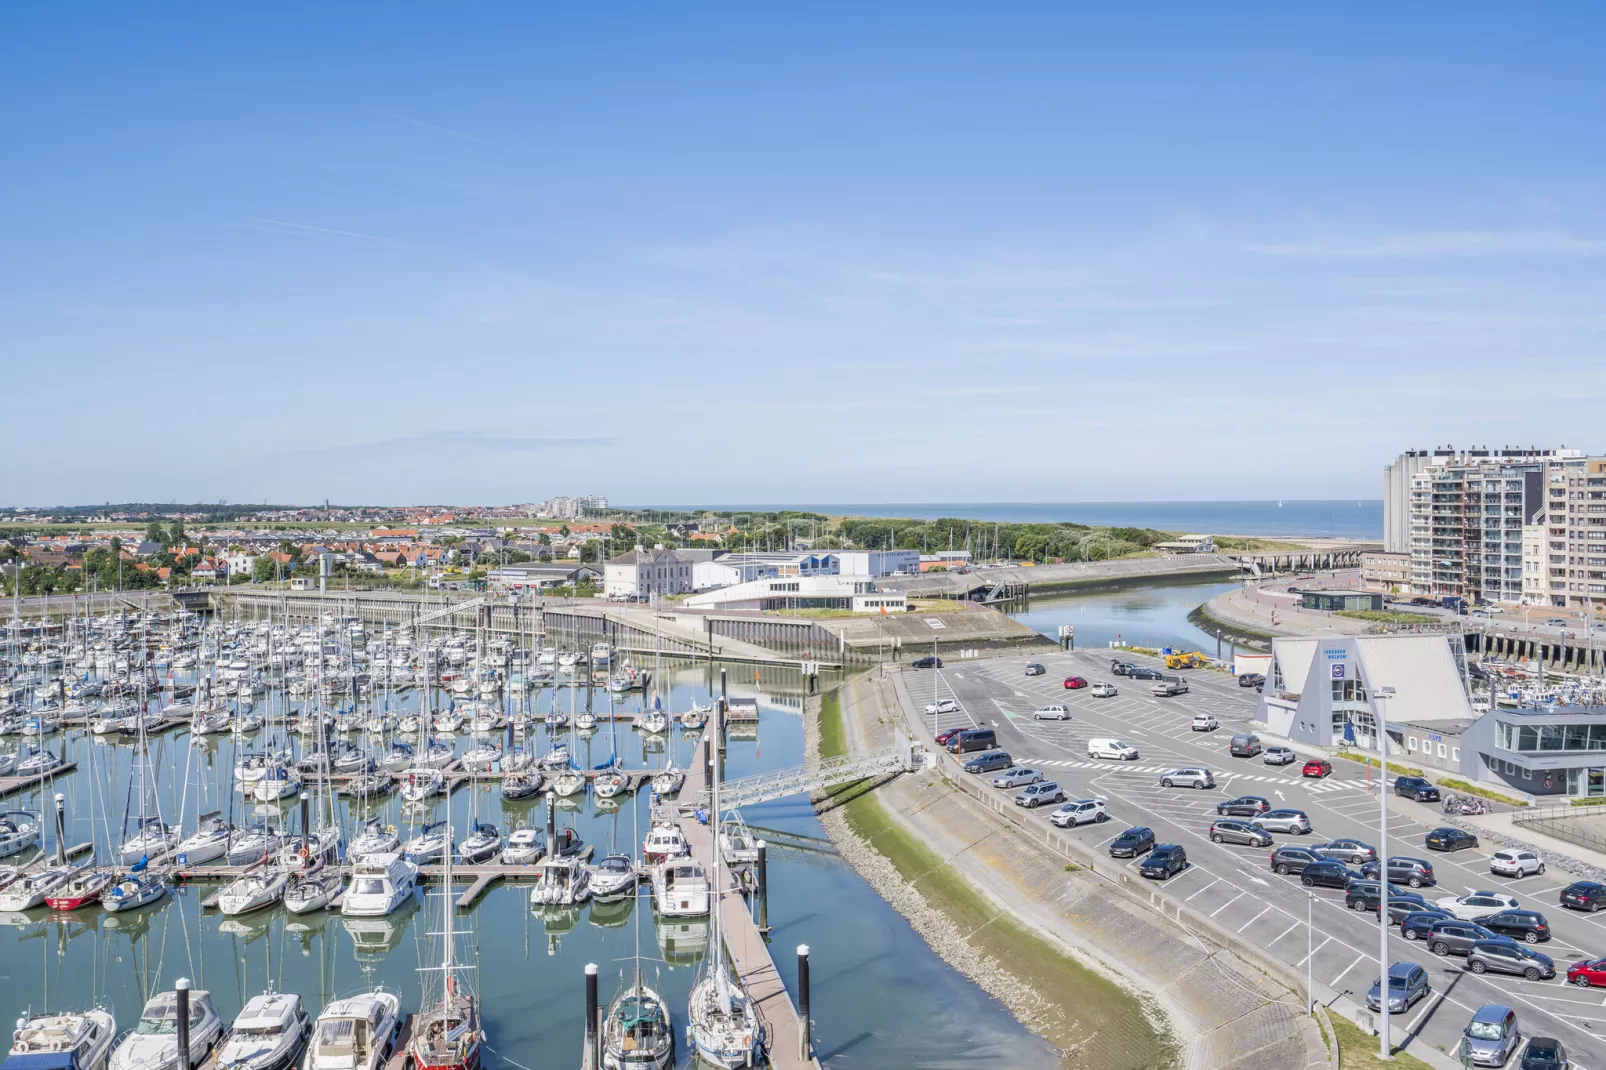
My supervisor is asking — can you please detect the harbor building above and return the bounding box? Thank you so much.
[1361,551,1411,594]
[603,547,693,599]
[836,549,918,578]
[683,574,906,613]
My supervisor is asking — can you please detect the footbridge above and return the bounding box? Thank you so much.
[1226,544,1378,577]
[693,733,921,811]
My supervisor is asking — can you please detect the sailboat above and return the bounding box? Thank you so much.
[407,787,485,1070]
[685,733,764,1068]
[601,833,672,1068]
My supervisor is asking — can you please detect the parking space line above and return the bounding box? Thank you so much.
[1269,920,1302,945]
[1335,952,1369,983]
[1209,892,1246,917]
[1297,936,1333,967]
[1183,877,1221,901]
[1236,905,1272,932]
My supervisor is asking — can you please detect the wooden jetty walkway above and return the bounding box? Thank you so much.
[0,761,80,799]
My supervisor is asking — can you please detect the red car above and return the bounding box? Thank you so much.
[1302,759,1333,779]
[1063,676,1088,690]
[1568,957,1606,987]
[935,727,966,747]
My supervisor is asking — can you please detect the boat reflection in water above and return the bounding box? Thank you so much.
[587,894,634,931]
[342,900,418,963]
[655,914,708,967]
[532,904,580,956]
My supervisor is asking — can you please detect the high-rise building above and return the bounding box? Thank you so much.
[1383,446,1576,553]
[1405,454,1552,602]
[1535,456,1606,613]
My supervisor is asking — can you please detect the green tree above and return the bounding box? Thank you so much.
[168,520,186,545]
[145,521,164,543]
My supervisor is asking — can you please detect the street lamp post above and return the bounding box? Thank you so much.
[1375,685,1397,1060]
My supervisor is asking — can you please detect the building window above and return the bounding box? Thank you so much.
[1522,767,1532,780]
[1407,737,1418,751]
[1451,747,1460,761]
[1437,743,1447,758]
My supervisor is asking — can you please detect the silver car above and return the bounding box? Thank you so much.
[1366,962,1429,1014]
[1463,1004,1521,1067]
[990,767,1042,789]
[1262,746,1297,766]
[1159,768,1215,789]
[1251,809,1312,835]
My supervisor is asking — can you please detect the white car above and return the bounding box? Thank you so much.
[923,699,961,715]
[1435,891,1521,921]
[1090,682,1117,698]
[1033,704,1071,721]
[991,767,1043,789]
[1489,849,1545,878]
[1050,798,1109,828]
[1190,714,1218,732]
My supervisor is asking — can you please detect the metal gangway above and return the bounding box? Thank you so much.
[694,732,921,810]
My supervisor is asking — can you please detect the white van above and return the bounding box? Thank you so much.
[1087,738,1140,761]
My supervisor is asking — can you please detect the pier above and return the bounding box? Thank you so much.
[0,761,80,799]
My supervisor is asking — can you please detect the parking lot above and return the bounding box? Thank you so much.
[915,648,1606,1067]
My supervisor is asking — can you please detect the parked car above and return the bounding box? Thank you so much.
[1237,673,1265,689]
[923,699,961,715]
[1108,826,1155,857]
[1394,776,1441,802]
[1024,663,1045,676]
[1087,738,1141,761]
[990,767,1042,789]
[1426,827,1480,852]
[1561,881,1606,912]
[948,728,997,754]
[1216,795,1270,817]
[1469,941,1555,981]
[1262,746,1297,766]
[1463,1004,1522,1068]
[963,750,1013,774]
[1139,844,1187,880]
[1347,884,1431,922]
[1032,704,1071,721]
[1481,910,1551,944]
[1228,732,1262,757]
[1366,962,1430,1014]
[1427,919,1500,957]
[1190,714,1218,731]
[1159,768,1215,789]
[1545,618,1568,627]
[1051,798,1109,828]
[911,656,943,669]
[1358,857,1436,888]
[1130,667,1165,681]
[1153,679,1190,697]
[1015,781,1065,809]
[1313,838,1377,864]
[1090,681,1117,698]
[934,727,966,747]
[1209,819,1272,848]
[1063,676,1088,690]
[1568,956,1606,987]
[1110,661,1135,676]
[1437,892,1521,921]
[1302,759,1333,778]
[1400,909,1455,941]
[1517,1037,1568,1070]
[1268,845,1323,875]
[1490,849,1546,878]
[1300,860,1362,889]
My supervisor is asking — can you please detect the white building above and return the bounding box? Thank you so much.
[836,549,918,578]
[684,574,905,613]
[604,548,693,598]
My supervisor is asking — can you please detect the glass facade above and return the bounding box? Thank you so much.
[1495,719,1606,753]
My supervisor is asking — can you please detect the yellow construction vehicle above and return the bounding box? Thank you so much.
[1164,651,1209,669]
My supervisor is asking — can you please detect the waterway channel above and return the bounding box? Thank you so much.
[1008,577,1243,656]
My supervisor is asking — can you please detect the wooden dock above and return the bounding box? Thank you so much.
[678,732,817,1069]
[0,761,80,799]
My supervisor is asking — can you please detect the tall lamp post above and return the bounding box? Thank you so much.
[1375,684,1397,1060]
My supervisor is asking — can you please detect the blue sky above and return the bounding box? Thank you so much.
[4,5,1605,506]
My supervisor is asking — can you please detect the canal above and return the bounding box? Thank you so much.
[1008,577,1243,656]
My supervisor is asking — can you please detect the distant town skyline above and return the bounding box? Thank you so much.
[5,7,1604,504]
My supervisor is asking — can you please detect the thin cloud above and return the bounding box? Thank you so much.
[364,106,500,148]
[248,218,397,243]
[1247,230,1603,258]
[279,431,618,463]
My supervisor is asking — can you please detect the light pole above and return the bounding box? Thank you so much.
[1375,684,1396,1060]
[1307,890,1315,1015]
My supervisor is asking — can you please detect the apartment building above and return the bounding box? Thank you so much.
[1384,446,1576,553]
[1536,456,1606,613]
[1406,454,1550,602]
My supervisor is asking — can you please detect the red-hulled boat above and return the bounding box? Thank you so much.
[45,867,114,910]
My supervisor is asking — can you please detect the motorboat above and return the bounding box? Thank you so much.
[528,856,591,907]
[8,1007,118,1070]
[214,992,309,1070]
[226,824,282,867]
[589,854,638,902]
[341,854,418,916]
[499,772,542,801]
[546,827,589,861]
[119,818,180,866]
[283,863,344,915]
[600,985,673,1070]
[402,822,450,865]
[400,769,446,803]
[457,822,501,865]
[217,866,291,916]
[641,818,689,866]
[719,815,759,866]
[303,991,399,1070]
[176,813,235,865]
[590,643,614,665]
[108,989,222,1070]
[593,771,628,800]
[0,811,41,860]
[500,827,542,865]
[0,865,74,911]
[44,866,115,910]
[348,818,400,864]
[101,870,168,913]
[650,858,709,918]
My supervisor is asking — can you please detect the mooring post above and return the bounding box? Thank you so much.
[54,793,66,865]
[546,793,557,859]
[796,945,811,1061]
[175,979,192,1070]
[583,962,599,1070]
[756,840,769,933]
[299,791,311,838]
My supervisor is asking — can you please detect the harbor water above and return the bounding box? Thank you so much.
[1008,577,1243,654]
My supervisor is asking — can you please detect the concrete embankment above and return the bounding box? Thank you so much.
[882,556,1242,600]
[818,673,1330,1070]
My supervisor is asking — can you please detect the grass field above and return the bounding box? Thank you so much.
[1327,1009,1437,1069]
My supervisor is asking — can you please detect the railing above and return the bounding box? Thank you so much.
[1512,804,1606,856]
[696,740,917,810]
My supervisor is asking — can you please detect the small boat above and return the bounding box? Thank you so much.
[642,819,688,866]
[589,854,638,902]
[109,989,223,1070]
[101,869,168,913]
[499,772,543,801]
[400,769,446,803]
[638,712,668,735]
[0,865,74,911]
[176,812,235,865]
[593,771,628,799]
[457,822,501,865]
[8,1007,118,1070]
[0,811,41,860]
[15,749,63,778]
[348,818,400,863]
[500,827,543,865]
[528,855,591,907]
[252,766,302,803]
[304,991,399,1070]
[226,824,282,867]
[551,770,585,798]
[45,866,115,911]
[214,992,309,1070]
[649,858,709,917]
[539,745,571,771]
[341,853,418,916]
[403,821,451,864]
[283,863,344,915]
[217,866,291,916]
[650,768,684,796]
[118,817,179,866]
[600,985,673,1070]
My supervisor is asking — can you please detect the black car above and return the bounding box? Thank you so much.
[1347,884,1431,923]
[1358,856,1436,888]
[1313,838,1378,864]
[1425,827,1480,852]
[1139,844,1187,880]
[1426,919,1499,957]
[1518,1037,1568,1070]
[1110,661,1135,676]
[1024,663,1045,676]
[912,656,943,669]
[1394,776,1441,802]
[1269,845,1324,876]
[1562,881,1606,912]
[1300,860,1361,889]
[1215,795,1271,817]
[1109,826,1156,858]
[1237,673,1265,688]
[1481,909,1551,944]
[1400,909,1455,941]
[1130,667,1165,681]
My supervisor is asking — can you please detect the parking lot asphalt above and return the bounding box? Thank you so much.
[912,649,1606,1068]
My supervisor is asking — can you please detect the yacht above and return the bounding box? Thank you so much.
[8,1008,118,1070]
[283,863,344,915]
[650,858,709,918]
[0,866,74,911]
[500,828,542,865]
[402,822,450,864]
[457,822,501,865]
[304,992,399,1070]
[528,856,591,907]
[44,866,115,911]
[217,866,291,916]
[0,811,41,859]
[101,869,168,913]
[341,854,418,916]
[176,813,234,865]
[589,854,638,902]
[348,818,400,864]
[214,992,308,1070]
[118,818,179,866]
[641,818,688,866]
[109,989,222,1070]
